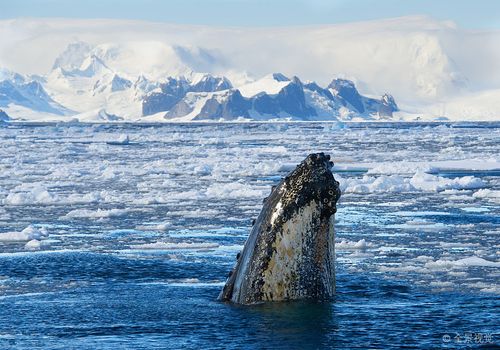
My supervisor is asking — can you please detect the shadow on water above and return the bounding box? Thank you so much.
[229,300,336,349]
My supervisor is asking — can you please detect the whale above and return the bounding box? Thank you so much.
[218,153,341,304]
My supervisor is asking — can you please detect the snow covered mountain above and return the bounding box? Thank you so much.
[0,69,72,117]
[142,74,232,116]
[0,108,10,121]
[155,74,397,121]
[0,42,397,122]
[0,16,499,121]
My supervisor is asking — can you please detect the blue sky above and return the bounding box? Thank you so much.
[1,0,499,28]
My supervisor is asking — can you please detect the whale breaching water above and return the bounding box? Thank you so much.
[218,153,341,304]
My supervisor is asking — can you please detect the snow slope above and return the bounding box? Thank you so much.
[238,73,292,98]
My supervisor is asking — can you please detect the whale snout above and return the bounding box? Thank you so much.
[218,153,341,305]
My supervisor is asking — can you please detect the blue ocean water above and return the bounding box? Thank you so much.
[0,122,498,349]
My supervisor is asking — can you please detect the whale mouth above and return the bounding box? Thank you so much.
[219,153,341,304]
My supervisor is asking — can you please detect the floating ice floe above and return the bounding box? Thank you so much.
[409,170,485,192]
[460,207,490,213]
[137,279,226,287]
[405,220,436,226]
[106,134,130,145]
[129,241,219,250]
[0,226,48,245]
[165,278,225,287]
[24,239,42,250]
[135,222,171,231]
[337,174,413,193]
[439,242,481,248]
[337,170,486,194]
[205,182,267,199]
[133,190,202,205]
[3,184,54,205]
[344,159,500,175]
[429,281,454,288]
[377,265,428,273]
[2,183,107,206]
[424,256,500,270]
[99,167,119,180]
[366,163,433,175]
[154,222,170,231]
[472,189,500,203]
[63,208,132,219]
[468,283,500,294]
[336,239,372,250]
[169,209,221,218]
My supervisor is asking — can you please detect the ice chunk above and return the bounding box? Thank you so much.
[129,242,219,250]
[410,170,485,192]
[107,134,130,145]
[0,225,48,242]
[155,222,170,231]
[24,239,42,250]
[63,208,132,218]
[429,281,454,288]
[336,239,371,250]
[473,189,500,203]
[205,182,266,199]
[2,183,106,206]
[337,174,413,193]
[425,256,500,270]
[336,171,486,194]
[165,278,226,287]
[3,184,55,205]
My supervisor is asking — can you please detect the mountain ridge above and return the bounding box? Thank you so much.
[1,16,499,121]
[0,42,398,122]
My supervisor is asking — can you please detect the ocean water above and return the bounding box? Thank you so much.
[0,122,498,349]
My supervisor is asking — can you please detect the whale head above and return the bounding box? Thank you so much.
[219,153,341,304]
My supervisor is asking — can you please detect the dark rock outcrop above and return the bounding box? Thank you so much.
[249,76,316,118]
[0,109,10,121]
[142,75,232,116]
[195,90,250,120]
[165,75,319,120]
[377,94,398,117]
[142,77,189,116]
[155,74,398,120]
[328,78,398,117]
[275,77,316,117]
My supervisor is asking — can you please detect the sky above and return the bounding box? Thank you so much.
[1,0,499,29]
